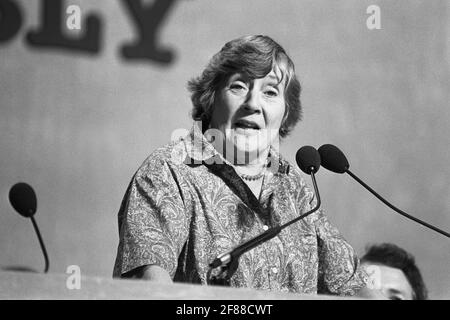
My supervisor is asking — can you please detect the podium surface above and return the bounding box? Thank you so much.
[0,271,353,300]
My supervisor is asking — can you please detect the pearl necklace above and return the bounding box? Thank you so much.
[236,164,267,181]
[234,157,270,181]
[239,170,265,181]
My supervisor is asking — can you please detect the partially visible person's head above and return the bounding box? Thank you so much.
[361,243,428,300]
[188,35,302,160]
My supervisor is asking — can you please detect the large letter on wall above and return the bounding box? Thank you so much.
[120,0,177,65]
[26,0,101,54]
[0,0,22,43]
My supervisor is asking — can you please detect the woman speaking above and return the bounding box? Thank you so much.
[113,35,377,297]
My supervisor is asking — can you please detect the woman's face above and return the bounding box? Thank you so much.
[208,68,286,163]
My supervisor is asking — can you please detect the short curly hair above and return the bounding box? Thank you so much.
[187,35,302,138]
[361,243,428,300]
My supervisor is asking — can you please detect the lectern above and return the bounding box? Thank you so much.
[0,270,355,300]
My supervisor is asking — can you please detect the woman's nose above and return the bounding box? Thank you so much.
[244,90,262,113]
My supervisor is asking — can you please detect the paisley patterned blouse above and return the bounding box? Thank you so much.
[113,125,368,296]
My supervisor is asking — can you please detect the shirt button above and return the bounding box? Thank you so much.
[271,267,278,274]
[262,225,269,231]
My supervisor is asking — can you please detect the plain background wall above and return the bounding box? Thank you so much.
[1,0,449,298]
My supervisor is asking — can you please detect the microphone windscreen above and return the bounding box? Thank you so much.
[296,146,321,174]
[9,182,37,218]
[318,144,349,174]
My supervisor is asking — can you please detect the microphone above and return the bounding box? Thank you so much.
[296,145,321,174]
[8,183,50,272]
[208,146,322,273]
[318,144,450,239]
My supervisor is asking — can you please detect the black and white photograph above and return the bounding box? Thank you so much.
[0,0,449,304]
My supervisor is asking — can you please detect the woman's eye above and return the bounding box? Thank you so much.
[230,82,247,91]
[264,88,279,97]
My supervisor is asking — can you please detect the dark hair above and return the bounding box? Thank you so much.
[187,35,302,138]
[361,243,428,300]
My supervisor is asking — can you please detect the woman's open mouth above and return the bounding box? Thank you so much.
[233,119,261,134]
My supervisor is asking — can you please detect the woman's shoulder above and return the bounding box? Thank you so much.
[134,138,188,177]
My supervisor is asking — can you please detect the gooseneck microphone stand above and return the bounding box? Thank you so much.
[7,182,50,273]
[346,169,450,239]
[30,215,50,273]
[207,170,321,286]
